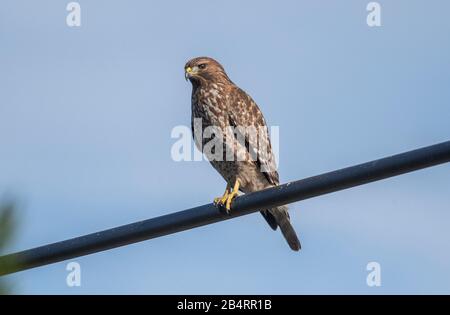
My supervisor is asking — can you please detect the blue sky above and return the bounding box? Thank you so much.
[1,0,449,294]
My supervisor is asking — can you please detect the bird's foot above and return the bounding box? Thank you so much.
[215,179,240,215]
[214,189,230,206]
[214,184,230,210]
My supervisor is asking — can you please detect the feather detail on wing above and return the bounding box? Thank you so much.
[227,87,279,186]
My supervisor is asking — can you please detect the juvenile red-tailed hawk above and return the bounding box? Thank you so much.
[185,57,300,251]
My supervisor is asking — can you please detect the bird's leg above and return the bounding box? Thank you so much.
[214,184,231,206]
[224,179,240,213]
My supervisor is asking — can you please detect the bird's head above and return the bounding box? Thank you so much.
[184,57,230,85]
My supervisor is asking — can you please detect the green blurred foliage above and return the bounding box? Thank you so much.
[0,201,17,295]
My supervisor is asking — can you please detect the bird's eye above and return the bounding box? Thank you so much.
[198,64,207,69]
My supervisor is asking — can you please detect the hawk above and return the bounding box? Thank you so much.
[185,57,301,251]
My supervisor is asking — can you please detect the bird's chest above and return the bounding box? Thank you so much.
[191,86,227,128]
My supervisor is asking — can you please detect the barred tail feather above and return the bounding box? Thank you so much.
[270,205,301,251]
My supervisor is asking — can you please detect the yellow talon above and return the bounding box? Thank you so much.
[214,184,230,205]
[224,179,240,212]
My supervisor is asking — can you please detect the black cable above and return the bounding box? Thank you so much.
[0,140,449,276]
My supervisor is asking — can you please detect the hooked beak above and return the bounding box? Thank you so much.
[185,66,193,81]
